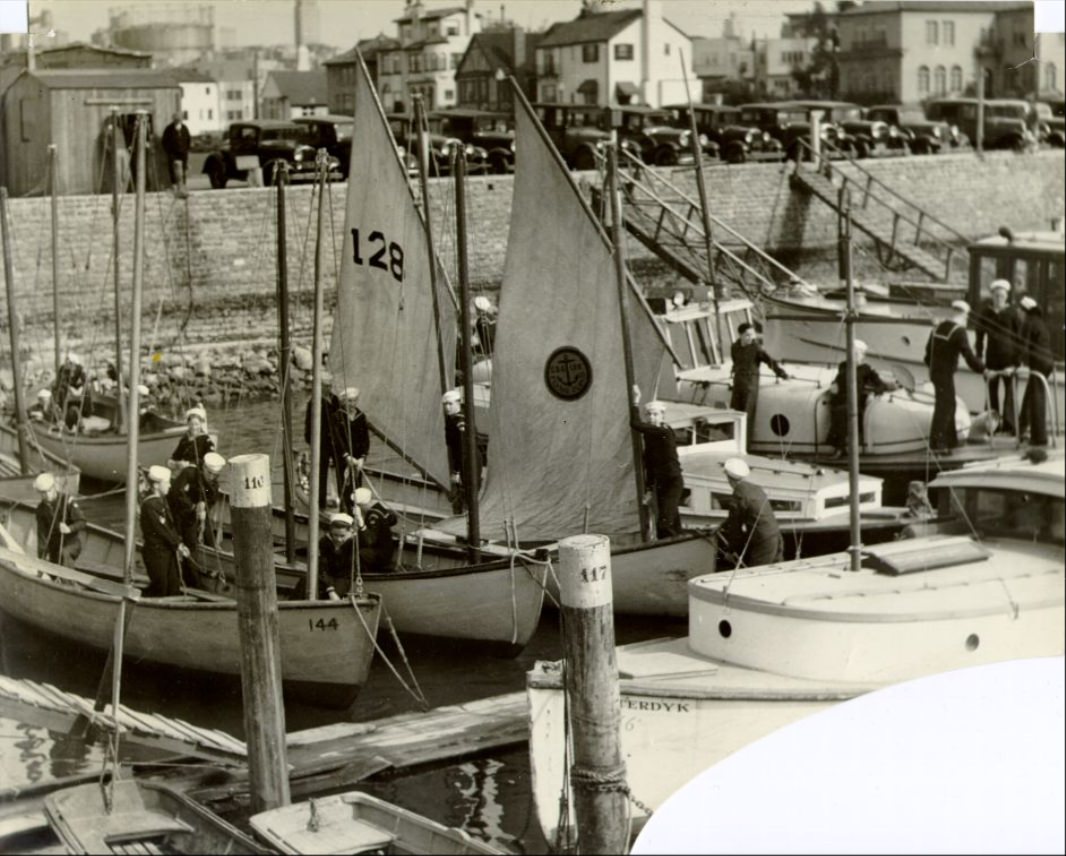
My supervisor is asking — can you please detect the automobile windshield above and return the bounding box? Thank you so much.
[986,105,1026,119]
[834,107,863,121]
[332,122,354,141]
[262,128,304,142]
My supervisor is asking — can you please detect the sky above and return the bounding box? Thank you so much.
[17,0,820,51]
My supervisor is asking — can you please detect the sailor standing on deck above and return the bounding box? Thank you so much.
[1017,295,1055,448]
[140,465,189,597]
[974,279,1023,435]
[924,300,987,454]
[329,387,370,513]
[169,451,226,552]
[718,457,784,567]
[630,388,684,539]
[730,322,789,447]
[443,388,482,514]
[825,339,892,458]
[33,472,85,566]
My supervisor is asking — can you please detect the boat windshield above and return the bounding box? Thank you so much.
[946,486,1065,546]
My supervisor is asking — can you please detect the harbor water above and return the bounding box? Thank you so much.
[0,397,685,852]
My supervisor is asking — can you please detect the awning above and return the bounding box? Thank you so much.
[577,79,599,95]
[615,81,639,97]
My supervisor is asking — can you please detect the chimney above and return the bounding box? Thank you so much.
[465,0,474,36]
[294,0,302,51]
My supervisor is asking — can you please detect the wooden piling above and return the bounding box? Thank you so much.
[228,453,291,812]
[558,534,628,855]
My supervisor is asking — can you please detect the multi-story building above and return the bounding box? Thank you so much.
[535,1,696,107]
[376,1,482,113]
[692,36,756,97]
[835,0,1031,105]
[174,67,222,134]
[983,4,1064,99]
[752,36,814,99]
[201,59,257,125]
[454,27,540,111]
[323,34,399,116]
[261,70,328,120]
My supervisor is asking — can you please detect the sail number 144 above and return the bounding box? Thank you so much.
[351,228,404,282]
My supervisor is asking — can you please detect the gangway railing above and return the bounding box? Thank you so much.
[985,368,1061,446]
[792,137,968,283]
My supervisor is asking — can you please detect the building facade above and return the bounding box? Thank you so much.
[261,70,328,120]
[753,36,815,98]
[535,2,695,107]
[175,68,222,134]
[455,28,539,111]
[323,35,399,116]
[984,5,1064,99]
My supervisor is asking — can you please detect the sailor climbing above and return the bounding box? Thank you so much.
[718,457,784,567]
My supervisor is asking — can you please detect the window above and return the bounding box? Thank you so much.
[614,43,634,60]
[926,20,938,45]
[207,109,213,120]
[664,42,670,56]
[582,44,599,63]
[918,65,930,94]
[950,65,963,92]
[205,86,210,95]
[446,22,459,36]
[182,110,189,120]
[1046,63,1057,91]
[934,65,946,94]
[942,21,954,46]
[452,53,461,69]
[443,89,453,100]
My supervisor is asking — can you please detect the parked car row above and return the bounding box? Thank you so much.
[200,94,1063,188]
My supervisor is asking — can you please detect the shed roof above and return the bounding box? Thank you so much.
[393,6,468,24]
[38,40,152,61]
[265,70,328,104]
[24,69,181,89]
[538,10,642,48]
[324,35,401,66]
[839,1,1029,15]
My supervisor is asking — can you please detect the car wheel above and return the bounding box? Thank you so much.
[854,140,870,159]
[208,161,227,189]
[655,146,679,167]
[489,153,509,175]
[726,146,747,165]
[785,142,801,162]
[574,148,596,171]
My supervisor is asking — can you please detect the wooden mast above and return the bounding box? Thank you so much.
[0,187,30,472]
[110,107,127,435]
[275,162,297,563]
[607,137,652,541]
[49,144,61,379]
[839,186,862,572]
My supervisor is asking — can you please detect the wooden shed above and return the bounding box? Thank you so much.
[1,69,180,196]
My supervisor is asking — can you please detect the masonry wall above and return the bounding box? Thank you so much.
[2,148,1062,359]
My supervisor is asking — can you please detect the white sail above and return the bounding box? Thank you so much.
[471,93,669,542]
[329,53,456,488]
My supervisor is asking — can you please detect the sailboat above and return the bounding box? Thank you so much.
[0,114,380,710]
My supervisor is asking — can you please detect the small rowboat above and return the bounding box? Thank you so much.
[0,424,81,502]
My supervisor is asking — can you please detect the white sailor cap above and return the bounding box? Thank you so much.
[990,279,1011,293]
[33,472,55,492]
[723,458,750,479]
[853,339,868,353]
[65,353,81,365]
[137,384,150,396]
[185,406,207,423]
[442,389,462,405]
[147,465,172,483]
[203,452,226,474]
[329,512,354,528]
[37,388,52,400]
[341,387,360,401]
[950,299,971,315]
[1020,295,1037,311]
[353,487,372,506]
[473,295,492,312]
[644,400,666,415]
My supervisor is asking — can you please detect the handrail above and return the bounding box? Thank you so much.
[984,368,1059,446]
[792,137,967,280]
[602,146,814,294]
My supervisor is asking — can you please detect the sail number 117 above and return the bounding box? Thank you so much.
[351,228,404,282]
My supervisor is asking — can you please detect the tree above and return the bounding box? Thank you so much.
[789,1,840,98]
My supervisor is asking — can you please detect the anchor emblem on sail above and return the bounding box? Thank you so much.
[544,347,592,401]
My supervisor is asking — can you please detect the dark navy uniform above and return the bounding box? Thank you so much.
[35,492,86,566]
[356,503,398,573]
[140,494,184,597]
[328,405,371,512]
[445,411,483,514]
[631,418,684,539]
[168,464,221,550]
[170,432,214,469]
[296,535,356,599]
[974,299,1023,432]
[52,361,89,430]
[826,362,889,451]
[730,340,788,442]
[721,479,783,567]
[1018,304,1055,447]
[924,320,985,450]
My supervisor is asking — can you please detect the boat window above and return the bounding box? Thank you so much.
[951,487,1064,545]
[974,255,999,297]
[824,491,877,509]
[672,426,695,446]
[769,498,802,513]
[695,419,733,443]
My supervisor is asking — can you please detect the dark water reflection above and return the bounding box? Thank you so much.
[1,398,684,852]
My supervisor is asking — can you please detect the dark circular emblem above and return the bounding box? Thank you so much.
[544,347,592,401]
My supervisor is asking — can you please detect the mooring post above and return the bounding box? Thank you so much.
[228,453,291,812]
[558,533,628,854]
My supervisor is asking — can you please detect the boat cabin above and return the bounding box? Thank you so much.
[967,228,1065,368]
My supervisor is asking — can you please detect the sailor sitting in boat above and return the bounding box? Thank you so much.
[52,353,90,430]
[717,457,784,568]
[353,486,398,573]
[292,512,357,600]
[27,389,63,425]
[825,339,895,458]
[33,472,85,567]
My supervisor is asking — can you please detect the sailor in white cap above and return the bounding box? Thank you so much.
[352,485,398,573]
[719,457,784,567]
[169,451,227,560]
[28,388,59,424]
[630,386,683,538]
[294,512,356,600]
[54,352,89,430]
[974,278,1023,435]
[825,337,893,458]
[140,464,190,597]
[442,388,482,514]
[33,471,85,566]
[169,404,215,470]
[1017,294,1052,447]
[472,295,497,357]
[924,299,987,453]
[331,386,370,513]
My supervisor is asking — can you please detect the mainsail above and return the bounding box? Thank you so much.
[329,53,457,488]
[471,91,669,541]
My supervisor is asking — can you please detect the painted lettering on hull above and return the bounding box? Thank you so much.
[621,698,691,713]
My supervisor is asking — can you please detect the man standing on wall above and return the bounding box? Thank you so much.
[162,112,191,198]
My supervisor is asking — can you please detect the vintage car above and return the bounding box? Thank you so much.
[293,114,353,178]
[202,120,330,188]
[924,97,1034,150]
[386,112,489,176]
[532,103,642,170]
[611,104,707,166]
[428,107,515,174]
[788,100,893,157]
[864,104,961,154]
[665,103,782,163]
[736,102,845,160]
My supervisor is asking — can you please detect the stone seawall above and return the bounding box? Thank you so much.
[2,148,1062,362]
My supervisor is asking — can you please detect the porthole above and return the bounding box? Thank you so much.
[769,414,790,437]
[965,633,979,651]
[718,620,732,638]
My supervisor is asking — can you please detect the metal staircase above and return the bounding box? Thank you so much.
[789,138,969,282]
[585,148,813,302]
